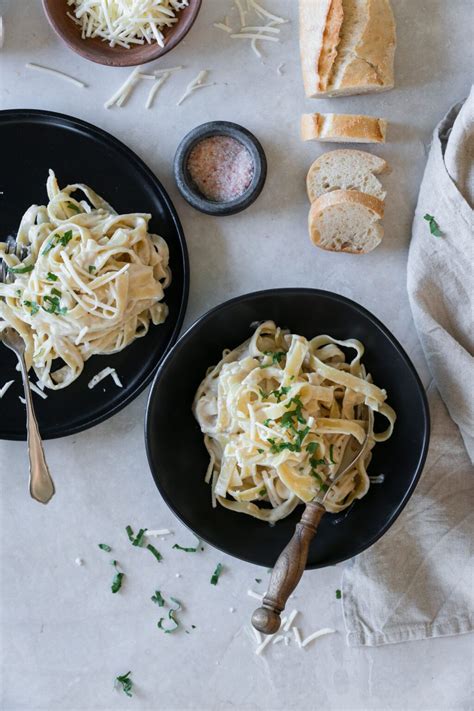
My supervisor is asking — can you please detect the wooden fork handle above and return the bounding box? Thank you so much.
[251,501,325,635]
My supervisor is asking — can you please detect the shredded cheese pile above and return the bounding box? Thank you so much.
[67,0,189,49]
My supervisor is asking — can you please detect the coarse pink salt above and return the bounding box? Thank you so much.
[187,135,254,203]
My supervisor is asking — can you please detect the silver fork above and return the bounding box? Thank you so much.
[0,237,55,504]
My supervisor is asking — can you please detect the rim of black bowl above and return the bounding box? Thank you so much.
[174,121,267,216]
[144,288,430,568]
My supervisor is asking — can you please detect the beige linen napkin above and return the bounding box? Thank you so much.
[342,90,474,646]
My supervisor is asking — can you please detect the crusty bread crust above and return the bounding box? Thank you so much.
[308,189,384,253]
[317,0,344,92]
[299,0,333,98]
[301,113,387,143]
[300,0,396,98]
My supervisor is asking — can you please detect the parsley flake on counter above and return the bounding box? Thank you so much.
[7,264,34,274]
[116,671,133,697]
[146,543,162,562]
[151,590,165,607]
[336,589,342,600]
[132,528,147,547]
[157,597,181,633]
[98,543,112,552]
[173,542,200,553]
[255,578,262,584]
[111,571,124,593]
[125,525,135,542]
[423,213,443,237]
[210,563,223,585]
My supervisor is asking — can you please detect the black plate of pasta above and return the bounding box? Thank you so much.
[0,109,189,440]
[145,289,430,568]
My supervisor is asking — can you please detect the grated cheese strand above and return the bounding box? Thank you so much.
[29,380,48,399]
[255,616,287,655]
[292,626,302,648]
[301,628,336,648]
[104,66,141,108]
[235,0,247,27]
[283,609,298,632]
[0,380,14,398]
[247,589,264,601]
[145,72,169,109]
[26,63,87,88]
[248,0,286,24]
[213,22,233,33]
[0,16,4,49]
[230,33,279,41]
[88,367,121,390]
[177,70,213,106]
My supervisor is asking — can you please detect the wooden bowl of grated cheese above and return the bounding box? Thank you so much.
[42,0,202,67]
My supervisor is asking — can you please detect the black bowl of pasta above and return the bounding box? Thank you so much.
[145,288,430,568]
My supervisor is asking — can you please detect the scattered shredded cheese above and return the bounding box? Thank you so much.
[369,474,385,484]
[75,558,84,566]
[252,627,262,645]
[0,380,14,399]
[277,62,285,75]
[177,70,213,106]
[283,609,298,632]
[248,0,286,24]
[29,380,48,399]
[0,17,4,49]
[255,616,287,655]
[292,626,302,648]
[88,367,121,390]
[235,0,247,27]
[230,33,278,41]
[146,72,169,109]
[247,589,264,601]
[26,63,87,88]
[104,66,141,109]
[272,635,285,645]
[301,628,336,648]
[19,396,26,405]
[145,528,172,537]
[213,22,233,33]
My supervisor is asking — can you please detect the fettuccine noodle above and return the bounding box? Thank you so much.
[193,321,396,520]
[0,170,170,389]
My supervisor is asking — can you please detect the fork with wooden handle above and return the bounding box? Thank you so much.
[252,411,373,635]
[0,238,55,504]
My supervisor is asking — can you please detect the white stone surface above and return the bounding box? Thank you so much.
[0,1,472,709]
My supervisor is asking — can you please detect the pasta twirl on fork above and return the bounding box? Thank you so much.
[193,321,396,520]
[0,170,171,389]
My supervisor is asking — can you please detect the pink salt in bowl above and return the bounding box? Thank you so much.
[174,121,267,216]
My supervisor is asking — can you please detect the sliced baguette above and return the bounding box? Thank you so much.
[299,0,396,98]
[306,148,389,202]
[309,190,384,253]
[301,113,387,144]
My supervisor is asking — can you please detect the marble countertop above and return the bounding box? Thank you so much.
[0,1,472,709]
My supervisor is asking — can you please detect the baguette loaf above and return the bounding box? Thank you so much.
[308,189,384,253]
[299,0,396,98]
[301,113,387,144]
[306,148,389,202]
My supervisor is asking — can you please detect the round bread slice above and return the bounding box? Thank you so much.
[306,149,389,203]
[308,190,384,254]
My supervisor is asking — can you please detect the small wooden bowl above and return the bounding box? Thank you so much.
[42,0,202,67]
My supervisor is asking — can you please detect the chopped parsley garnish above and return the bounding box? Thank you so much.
[257,448,264,454]
[263,419,272,427]
[157,597,181,633]
[67,201,81,214]
[23,300,39,315]
[125,525,135,542]
[7,264,34,274]
[210,563,223,585]
[261,351,286,368]
[116,671,133,697]
[98,543,112,552]
[173,542,200,553]
[259,385,291,402]
[42,294,67,315]
[151,590,165,607]
[329,445,336,464]
[336,589,342,600]
[50,287,62,297]
[111,571,124,593]
[306,441,319,454]
[41,230,73,255]
[146,543,162,562]
[259,487,266,496]
[88,265,96,274]
[132,528,147,547]
[46,272,58,281]
[423,213,443,237]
